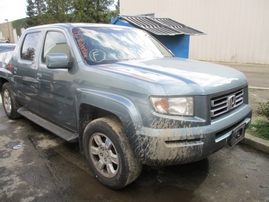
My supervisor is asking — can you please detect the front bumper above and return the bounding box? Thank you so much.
[131,105,252,166]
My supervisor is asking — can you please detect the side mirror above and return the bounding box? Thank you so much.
[46,53,73,69]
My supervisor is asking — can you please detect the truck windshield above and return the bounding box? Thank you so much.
[73,27,173,65]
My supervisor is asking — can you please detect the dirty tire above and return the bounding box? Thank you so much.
[83,116,142,189]
[1,82,21,119]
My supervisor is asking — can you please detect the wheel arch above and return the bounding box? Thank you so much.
[0,78,9,90]
[77,89,143,150]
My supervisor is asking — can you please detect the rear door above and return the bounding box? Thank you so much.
[12,31,42,113]
[37,30,77,131]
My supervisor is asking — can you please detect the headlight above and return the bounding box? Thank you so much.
[150,97,194,116]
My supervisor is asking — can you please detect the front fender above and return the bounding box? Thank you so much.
[76,88,143,137]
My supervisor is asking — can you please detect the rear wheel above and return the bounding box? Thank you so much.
[83,116,142,189]
[1,83,21,119]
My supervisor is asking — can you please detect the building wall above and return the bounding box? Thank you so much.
[120,0,269,64]
[0,21,14,42]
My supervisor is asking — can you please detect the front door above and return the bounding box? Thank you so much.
[37,30,77,131]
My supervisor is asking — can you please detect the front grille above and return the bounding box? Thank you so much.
[211,89,244,118]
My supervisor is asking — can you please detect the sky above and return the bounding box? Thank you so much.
[0,0,28,23]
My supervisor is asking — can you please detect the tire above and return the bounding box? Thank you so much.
[83,116,142,189]
[1,82,21,119]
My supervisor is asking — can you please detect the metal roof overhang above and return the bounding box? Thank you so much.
[119,15,205,36]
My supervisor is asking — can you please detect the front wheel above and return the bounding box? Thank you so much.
[1,82,21,119]
[83,116,142,189]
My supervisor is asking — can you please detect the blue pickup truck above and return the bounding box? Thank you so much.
[0,23,252,189]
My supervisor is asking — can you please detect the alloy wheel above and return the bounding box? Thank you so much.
[3,89,12,114]
[89,132,119,178]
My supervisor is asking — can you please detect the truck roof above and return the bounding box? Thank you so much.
[25,23,130,31]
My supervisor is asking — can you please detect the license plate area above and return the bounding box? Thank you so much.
[229,122,246,146]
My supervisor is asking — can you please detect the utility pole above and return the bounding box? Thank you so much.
[4,19,11,42]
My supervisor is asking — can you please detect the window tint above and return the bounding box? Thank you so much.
[21,32,40,61]
[43,31,69,62]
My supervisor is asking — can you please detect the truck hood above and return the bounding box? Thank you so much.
[98,57,248,95]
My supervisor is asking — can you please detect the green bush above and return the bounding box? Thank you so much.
[12,18,28,37]
[256,101,269,119]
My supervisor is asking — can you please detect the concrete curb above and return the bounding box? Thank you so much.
[244,85,269,154]
[249,86,269,90]
[241,133,269,154]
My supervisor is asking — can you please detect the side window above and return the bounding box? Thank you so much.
[43,31,70,62]
[21,32,40,61]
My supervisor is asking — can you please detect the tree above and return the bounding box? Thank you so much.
[72,0,115,23]
[25,0,118,26]
[46,0,73,23]
[109,0,120,21]
[115,0,119,14]
[26,0,47,26]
